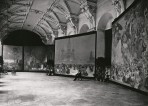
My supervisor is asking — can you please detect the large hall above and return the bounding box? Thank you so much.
[0,0,148,106]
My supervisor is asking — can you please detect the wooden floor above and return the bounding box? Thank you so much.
[0,72,148,106]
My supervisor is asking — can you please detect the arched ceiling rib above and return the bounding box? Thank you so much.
[39,20,53,31]
[0,0,97,44]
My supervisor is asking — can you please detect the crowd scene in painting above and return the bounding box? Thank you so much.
[0,55,147,91]
[111,64,148,90]
[54,57,110,82]
[54,64,94,76]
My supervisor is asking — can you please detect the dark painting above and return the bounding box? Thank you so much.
[3,45,22,70]
[24,46,47,71]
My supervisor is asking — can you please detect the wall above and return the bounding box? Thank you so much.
[125,0,135,9]
[95,0,135,59]
[78,12,94,33]
[0,42,2,56]
[96,0,115,58]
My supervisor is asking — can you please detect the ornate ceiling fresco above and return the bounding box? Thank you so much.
[0,0,97,44]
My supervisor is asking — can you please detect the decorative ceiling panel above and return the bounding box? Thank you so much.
[0,0,96,44]
[39,20,53,31]
[42,17,59,29]
[31,0,54,12]
[66,0,80,15]
[22,10,44,30]
[44,11,59,25]
[52,10,67,23]
[8,4,26,12]
[8,15,25,22]
[8,22,23,28]
[34,26,47,37]
[66,0,81,5]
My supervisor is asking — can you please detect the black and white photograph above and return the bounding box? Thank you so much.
[0,0,148,106]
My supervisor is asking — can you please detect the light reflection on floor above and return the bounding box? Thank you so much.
[0,72,148,106]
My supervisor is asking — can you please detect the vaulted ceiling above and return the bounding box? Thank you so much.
[0,0,97,45]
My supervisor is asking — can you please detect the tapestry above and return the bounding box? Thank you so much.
[55,33,96,77]
[111,0,148,92]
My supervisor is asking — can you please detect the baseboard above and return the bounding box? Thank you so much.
[109,80,148,96]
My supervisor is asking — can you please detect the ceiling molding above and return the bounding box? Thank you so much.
[32,0,58,32]
[64,0,74,14]
[39,20,53,31]
[37,24,50,36]
[32,29,43,37]
[41,19,56,31]
[8,20,24,23]
[7,11,27,16]
[34,26,46,38]
[21,0,34,29]
[51,11,61,24]
[66,0,81,5]
[43,14,59,26]
[87,0,97,4]
[30,9,44,14]
[0,0,94,44]
[8,5,24,12]
[8,15,25,21]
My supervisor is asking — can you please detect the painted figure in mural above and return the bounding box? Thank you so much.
[145,73,148,89]
[111,0,148,92]
[105,66,110,82]
[113,23,124,65]
[0,56,3,76]
[81,4,95,30]
[112,0,122,17]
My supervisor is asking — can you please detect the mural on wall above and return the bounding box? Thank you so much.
[55,33,96,77]
[24,46,48,71]
[111,0,148,92]
[3,45,22,70]
[0,42,2,56]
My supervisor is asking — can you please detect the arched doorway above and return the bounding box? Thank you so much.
[2,30,44,46]
[96,13,113,63]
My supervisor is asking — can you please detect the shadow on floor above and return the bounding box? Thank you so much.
[0,85,7,87]
[0,90,9,94]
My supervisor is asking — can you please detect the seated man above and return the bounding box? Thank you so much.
[73,70,82,81]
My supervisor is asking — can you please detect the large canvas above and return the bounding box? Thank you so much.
[24,46,47,71]
[3,45,22,70]
[0,42,2,56]
[55,32,96,77]
[111,0,148,92]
